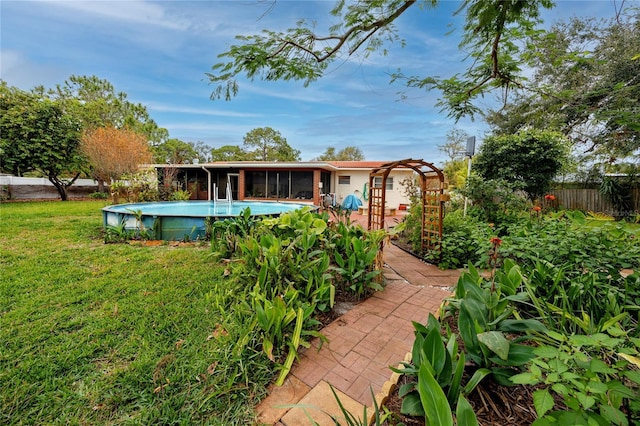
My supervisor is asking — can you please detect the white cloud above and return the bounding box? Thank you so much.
[146,102,261,118]
[36,0,190,30]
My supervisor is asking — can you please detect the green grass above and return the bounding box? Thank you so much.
[0,201,272,425]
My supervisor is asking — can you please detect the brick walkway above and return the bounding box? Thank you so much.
[256,240,460,425]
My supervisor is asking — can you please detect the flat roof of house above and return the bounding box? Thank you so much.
[146,160,415,171]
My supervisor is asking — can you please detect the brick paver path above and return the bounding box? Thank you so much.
[256,243,460,425]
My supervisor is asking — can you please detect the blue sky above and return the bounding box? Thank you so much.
[0,1,621,163]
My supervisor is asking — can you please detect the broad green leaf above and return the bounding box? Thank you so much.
[498,319,547,333]
[490,344,536,366]
[532,389,554,418]
[599,405,628,426]
[447,351,465,406]
[423,327,446,376]
[418,362,453,426]
[510,372,539,385]
[491,367,520,386]
[576,392,595,410]
[398,382,416,398]
[534,345,560,358]
[455,394,479,426]
[400,393,424,416]
[477,331,509,360]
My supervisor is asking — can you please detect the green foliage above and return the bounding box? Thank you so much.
[1,76,168,200]
[444,261,543,384]
[487,12,640,160]
[209,207,384,384]
[110,170,159,203]
[511,327,640,425]
[314,146,365,161]
[426,210,493,269]
[168,189,192,201]
[210,144,247,161]
[599,176,634,220]
[242,126,301,161]
[51,75,168,145]
[331,223,385,299]
[0,86,85,200]
[472,130,571,201]
[89,191,109,199]
[391,314,483,424]
[393,205,640,424]
[462,175,529,227]
[209,0,556,120]
[152,138,200,164]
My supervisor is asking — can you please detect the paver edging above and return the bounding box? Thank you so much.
[367,351,412,424]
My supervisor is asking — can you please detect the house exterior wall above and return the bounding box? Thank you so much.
[333,170,413,209]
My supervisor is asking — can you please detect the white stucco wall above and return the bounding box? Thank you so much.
[331,170,414,208]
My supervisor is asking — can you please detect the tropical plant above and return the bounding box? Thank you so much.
[391,314,484,424]
[208,206,387,386]
[444,261,544,384]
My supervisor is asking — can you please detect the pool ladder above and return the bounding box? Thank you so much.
[212,182,233,204]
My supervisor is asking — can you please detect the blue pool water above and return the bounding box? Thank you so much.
[102,201,313,240]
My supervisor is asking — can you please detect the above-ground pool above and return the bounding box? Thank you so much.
[102,200,314,241]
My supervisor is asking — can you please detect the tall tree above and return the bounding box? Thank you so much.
[50,75,168,145]
[315,146,365,161]
[81,127,152,192]
[210,145,247,161]
[0,86,84,200]
[208,0,553,120]
[486,12,640,163]
[473,130,570,200]
[152,138,200,164]
[242,127,301,161]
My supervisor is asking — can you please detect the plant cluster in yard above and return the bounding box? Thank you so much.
[384,220,640,425]
[429,207,640,273]
[0,201,385,424]
[209,206,385,385]
[109,169,159,204]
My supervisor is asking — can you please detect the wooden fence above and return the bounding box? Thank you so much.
[545,188,640,216]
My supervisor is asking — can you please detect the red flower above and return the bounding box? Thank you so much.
[545,194,556,201]
[489,236,502,246]
[532,206,542,212]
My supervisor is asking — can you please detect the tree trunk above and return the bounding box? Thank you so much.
[48,172,80,201]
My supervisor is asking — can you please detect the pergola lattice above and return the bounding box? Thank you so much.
[367,159,446,256]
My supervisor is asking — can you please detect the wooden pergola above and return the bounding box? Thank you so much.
[367,159,446,256]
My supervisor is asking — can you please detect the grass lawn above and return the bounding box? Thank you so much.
[0,201,272,425]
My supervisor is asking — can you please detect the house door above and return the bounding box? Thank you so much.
[227,173,239,200]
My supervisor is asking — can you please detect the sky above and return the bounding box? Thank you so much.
[0,0,624,163]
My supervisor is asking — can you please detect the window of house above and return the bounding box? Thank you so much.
[374,177,394,190]
[338,176,350,185]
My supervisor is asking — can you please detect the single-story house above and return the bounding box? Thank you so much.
[150,161,417,210]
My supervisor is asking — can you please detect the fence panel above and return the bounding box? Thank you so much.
[547,188,639,216]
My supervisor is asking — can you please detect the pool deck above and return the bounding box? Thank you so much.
[255,211,459,425]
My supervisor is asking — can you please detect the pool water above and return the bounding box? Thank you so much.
[102,201,313,241]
